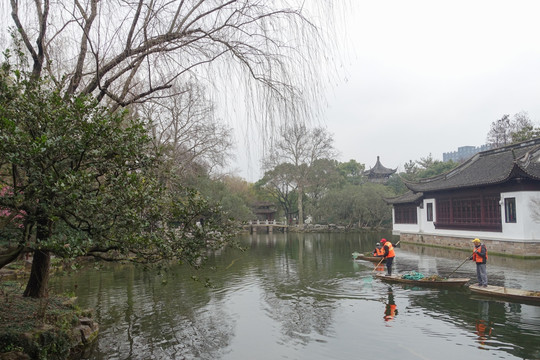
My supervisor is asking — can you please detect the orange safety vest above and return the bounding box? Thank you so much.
[373,247,385,256]
[384,242,395,258]
[472,245,488,263]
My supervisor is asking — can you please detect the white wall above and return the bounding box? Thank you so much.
[501,191,540,241]
[393,191,540,243]
[418,199,436,233]
[391,208,420,233]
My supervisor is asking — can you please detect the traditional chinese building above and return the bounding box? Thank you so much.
[364,156,396,184]
[252,202,277,222]
[386,138,540,257]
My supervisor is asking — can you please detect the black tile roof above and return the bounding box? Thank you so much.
[385,191,423,205]
[365,156,397,176]
[404,138,540,192]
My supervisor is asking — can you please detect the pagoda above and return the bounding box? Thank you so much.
[364,156,396,184]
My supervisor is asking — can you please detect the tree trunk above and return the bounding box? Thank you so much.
[23,249,51,298]
[297,185,304,226]
[23,213,52,298]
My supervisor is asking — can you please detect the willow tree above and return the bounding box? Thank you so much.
[5,1,334,113]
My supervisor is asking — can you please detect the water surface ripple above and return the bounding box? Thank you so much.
[50,232,540,360]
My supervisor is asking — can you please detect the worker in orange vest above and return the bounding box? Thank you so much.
[470,238,488,287]
[372,242,385,257]
[380,238,395,276]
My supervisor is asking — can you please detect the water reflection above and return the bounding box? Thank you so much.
[383,287,398,323]
[49,231,540,360]
[407,283,540,359]
[475,301,493,348]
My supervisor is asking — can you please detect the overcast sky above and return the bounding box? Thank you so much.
[231,0,540,182]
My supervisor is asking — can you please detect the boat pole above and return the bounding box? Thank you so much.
[446,254,472,278]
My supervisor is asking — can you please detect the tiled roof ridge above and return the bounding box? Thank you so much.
[384,190,423,204]
[514,143,540,180]
[401,137,540,192]
[481,137,540,156]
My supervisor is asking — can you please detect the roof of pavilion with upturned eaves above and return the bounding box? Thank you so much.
[404,138,540,193]
[364,156,397,177]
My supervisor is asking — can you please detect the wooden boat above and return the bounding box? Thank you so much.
[352,252,386,263]
[469,284,540,304]
[375,274,470,288]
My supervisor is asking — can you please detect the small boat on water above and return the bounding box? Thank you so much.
[375,274,470,288]
[469,284,540,304]
[352,252,386,263]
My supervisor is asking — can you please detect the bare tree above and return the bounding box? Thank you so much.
[264,123,336,226]
[139,83,233,182]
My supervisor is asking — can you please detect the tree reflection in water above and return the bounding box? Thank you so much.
[49,232,540,360]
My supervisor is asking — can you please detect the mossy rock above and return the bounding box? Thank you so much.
[0,325,75,359]
[0,294,98,359]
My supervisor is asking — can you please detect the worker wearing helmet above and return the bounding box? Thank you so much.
[373,242,385,257]
[380,238,395,276]
[470,238,488,287]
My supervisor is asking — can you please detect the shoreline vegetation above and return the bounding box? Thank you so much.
[0,260,98,360]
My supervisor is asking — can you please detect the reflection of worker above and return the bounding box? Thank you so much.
[384,288,398,322]
[475,319,493,344]
[475,301,492,345]
[380,239,395,276]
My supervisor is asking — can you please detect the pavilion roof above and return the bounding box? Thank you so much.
[364,156,397,176]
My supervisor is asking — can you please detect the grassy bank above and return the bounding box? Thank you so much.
[0,264,97,359]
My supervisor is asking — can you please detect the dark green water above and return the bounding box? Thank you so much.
[51,232,540,360]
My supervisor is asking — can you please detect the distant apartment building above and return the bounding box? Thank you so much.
[442,144,492,162]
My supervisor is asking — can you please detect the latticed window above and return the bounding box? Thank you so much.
[452,197,481,224]
[394,204,418,224]
[485,196,502,224]
[434,193,501,231]
[436,198,451,223]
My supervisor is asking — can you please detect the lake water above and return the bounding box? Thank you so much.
[50,231,540,360]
